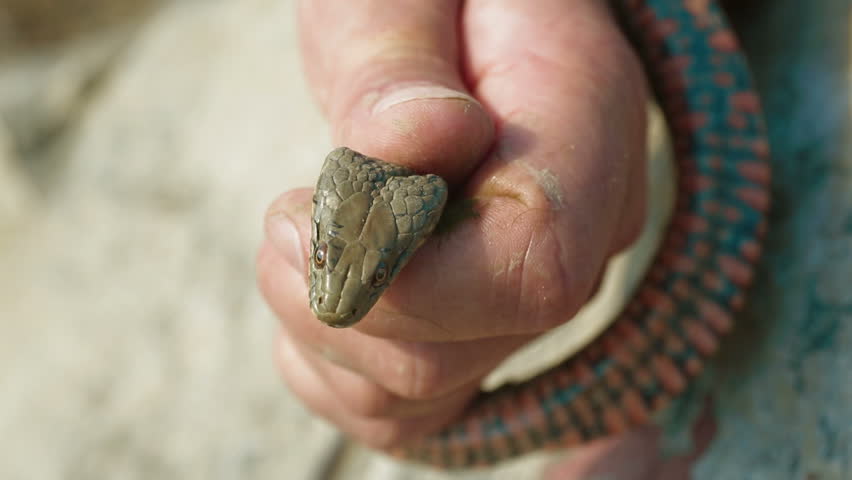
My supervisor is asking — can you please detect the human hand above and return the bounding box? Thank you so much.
[258,0,647,450]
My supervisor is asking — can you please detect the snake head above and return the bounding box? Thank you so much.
[309,148,448,327]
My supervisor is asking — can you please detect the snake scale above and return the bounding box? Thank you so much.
[309,0,770,469]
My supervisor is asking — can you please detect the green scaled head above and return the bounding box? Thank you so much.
[309,147,448,327]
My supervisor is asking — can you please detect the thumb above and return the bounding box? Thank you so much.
[298,0,493,183]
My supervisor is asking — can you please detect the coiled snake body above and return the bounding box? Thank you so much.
[309,0,770,469]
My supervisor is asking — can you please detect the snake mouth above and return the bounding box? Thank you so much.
[314,310,360,328]
[311,293,361,327]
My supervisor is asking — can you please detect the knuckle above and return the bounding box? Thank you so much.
[504,195,591,333]
[392,348,445,400]
[345,386,398,418]
[521,229,586,332]
[410,356,445,401]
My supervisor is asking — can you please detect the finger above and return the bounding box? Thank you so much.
[346,0,648,340]
[258,200,533,399]
[276,333,466,449]
[462,0,648,256]
[542,428,661,480]
[653,397,717,479]
[294,333,479,419]
[298,0,493,183]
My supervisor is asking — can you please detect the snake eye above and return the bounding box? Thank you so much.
[373,265,388,286]
[314,243,328,268]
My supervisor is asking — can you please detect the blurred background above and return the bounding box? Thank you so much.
[0,0,848,479]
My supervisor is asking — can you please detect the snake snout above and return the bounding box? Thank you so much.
[314,308,360,328]
[311,291,363,327]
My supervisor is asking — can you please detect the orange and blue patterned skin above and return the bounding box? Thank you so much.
[393,0,771,468]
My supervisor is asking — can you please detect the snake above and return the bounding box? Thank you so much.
[308,0,771,469]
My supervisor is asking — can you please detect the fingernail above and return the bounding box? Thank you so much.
[372,83,479,114]
[265,206,305,271]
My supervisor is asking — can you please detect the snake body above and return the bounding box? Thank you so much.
[309,0,770,469]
